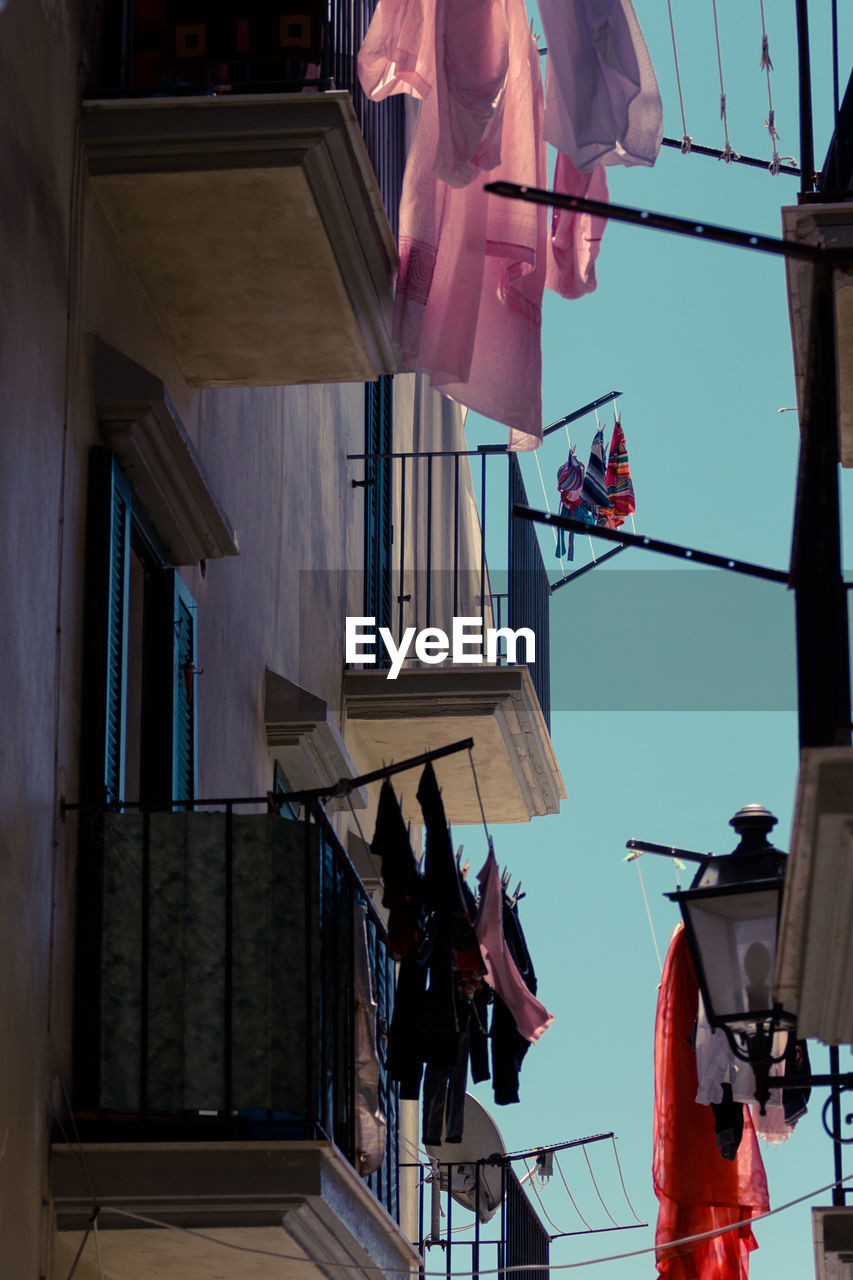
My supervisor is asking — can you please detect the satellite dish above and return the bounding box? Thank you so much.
[425,1093,507,1224]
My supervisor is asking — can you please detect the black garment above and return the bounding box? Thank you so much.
[710,1082,744,1161]
[387,955,428,1099]
[422,1016,471,1144]
[783,1038,812,1125]
[371,779,422,960]
[490,894,536,1105]
[383,766,492,1140]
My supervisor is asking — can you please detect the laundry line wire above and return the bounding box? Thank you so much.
[78,1171,853,1275]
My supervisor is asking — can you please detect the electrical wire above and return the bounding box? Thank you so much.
[92,1215,106,1280]
[93,1171,853,1274]
[634,859,664,975]
[345,788,385,886]
[467,747,491,850]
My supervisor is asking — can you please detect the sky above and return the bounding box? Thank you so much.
[442,3,853,1278]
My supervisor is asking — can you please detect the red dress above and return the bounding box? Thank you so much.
[653,925,769,1279]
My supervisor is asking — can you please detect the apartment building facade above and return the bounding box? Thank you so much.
[0,2,563,1275]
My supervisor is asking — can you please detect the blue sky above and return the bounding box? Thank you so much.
[451,3,853,1277]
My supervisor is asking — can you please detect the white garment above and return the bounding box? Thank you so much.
[694,996,793,1144]
[536,0,662,171]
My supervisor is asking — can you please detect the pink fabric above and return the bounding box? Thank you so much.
[546,152,609,300]
[357,0,433,101]
[474,851,554,1042]
[359,0,547,450]
[538,0,662,171]
[434,0,510,187]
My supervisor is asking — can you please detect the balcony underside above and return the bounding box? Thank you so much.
[83,93,398,387]
[344,666,566,825]
[52,1141,419,1280]
[783,202,853,468]
[774,747,853,1043]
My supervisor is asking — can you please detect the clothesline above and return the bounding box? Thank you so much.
[81,1174,853,1274]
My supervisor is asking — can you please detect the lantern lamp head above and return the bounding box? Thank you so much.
[666,805,795,1051]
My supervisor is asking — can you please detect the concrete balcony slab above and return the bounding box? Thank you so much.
[83,93,398,387]
[343,665,565,825]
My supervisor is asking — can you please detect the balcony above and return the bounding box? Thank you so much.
[783,66,853,467]
[344,447,565,825]
[773,747,853,1043]
[82,1,403,388]
[54,801,415,1279]
[782,200,853,467]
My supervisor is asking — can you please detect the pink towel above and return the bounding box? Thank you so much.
[475,851,554,1042]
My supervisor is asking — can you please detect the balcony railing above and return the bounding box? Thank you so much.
[84,0,405,235]
[350,447,552,726]
[70,798,399,1220]
[414,1159,549,1280]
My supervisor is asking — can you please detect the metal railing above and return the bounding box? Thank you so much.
[413,1159,549,1280]
[350,447,552,726]
[84,0,405,235]
[70,797,399,1221]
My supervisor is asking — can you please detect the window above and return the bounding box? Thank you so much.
[80,448,198,808]
[364,375,393,639]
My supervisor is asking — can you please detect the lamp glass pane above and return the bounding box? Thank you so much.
[683,886,781,1031]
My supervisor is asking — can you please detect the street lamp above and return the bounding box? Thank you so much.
[663,806,797,1109]
[627,805,799,1110]
[666,806,795,1040]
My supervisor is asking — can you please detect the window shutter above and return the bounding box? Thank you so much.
[81,449,132,805]
[171,573,198,807]
[104,462,132,802]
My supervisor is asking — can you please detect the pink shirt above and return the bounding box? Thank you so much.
[475,851,554,1042]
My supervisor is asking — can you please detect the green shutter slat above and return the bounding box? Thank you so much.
[104,461,132,802]
[171,576,198,807]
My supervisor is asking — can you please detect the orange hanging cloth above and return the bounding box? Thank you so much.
[653,925,770,1280]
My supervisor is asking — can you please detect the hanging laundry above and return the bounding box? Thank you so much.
[555,443,584,560]
[359,0,548,450]
[475,849,554,1042]
[416,763,488,1144]
[557,444,585,511]
[694,995,809,1146]
[546,152,609,300]
[491,887,541,1104]
[580,426,611,514]
[604,416,635,528]
[357,0,509,187]
[654,926,769,1280]
[434,0,510,188]
[353,905,388,1175]
[371,778,422,960]
[536,0,663,171]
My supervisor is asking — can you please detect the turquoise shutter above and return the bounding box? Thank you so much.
[81,448,132,805]
[171,574,198,807]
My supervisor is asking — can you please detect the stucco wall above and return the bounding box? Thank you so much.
[0,2,486,1270]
